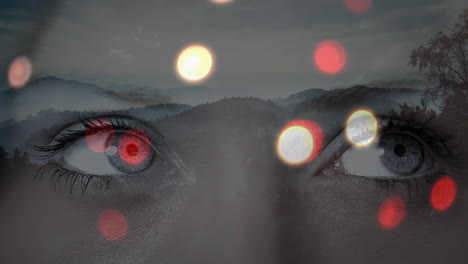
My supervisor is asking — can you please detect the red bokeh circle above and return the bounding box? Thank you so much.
[430,176,457,211]
[378,196,406,230]
[85,119,114,153]
[98,209,128,241]
[344,0,373,14]
[314,40,347,75]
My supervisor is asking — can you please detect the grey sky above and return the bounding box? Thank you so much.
[1,0,467,91]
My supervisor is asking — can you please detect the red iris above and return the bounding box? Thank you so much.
[118,129,151,165]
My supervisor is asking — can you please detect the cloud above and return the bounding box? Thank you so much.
[1,0,466,92]
[109,48,134,60]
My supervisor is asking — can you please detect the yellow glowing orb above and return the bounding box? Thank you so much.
[345,109,379,147]
[176,45,214,83]
[277,125,314,165]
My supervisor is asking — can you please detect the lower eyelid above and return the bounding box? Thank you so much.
[315,122,441,178]
[35,162,114,195]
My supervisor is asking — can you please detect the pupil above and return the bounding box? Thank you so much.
[126,143,139,157]
[394,144,406,157]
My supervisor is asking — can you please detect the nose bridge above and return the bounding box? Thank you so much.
[157,101,297,264]
[162,121,281,264]
[194,132,279,264]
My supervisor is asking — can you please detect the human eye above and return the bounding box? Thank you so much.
[319,108,458,185]
[30,115,189,194]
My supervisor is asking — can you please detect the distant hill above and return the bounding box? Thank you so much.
[363,78,430,90]
[0,103,190,151]
[0,76,160,122]
[164,85,216,105]
[295,85,423,114]
[272,88,326,106]
[163,85,315,105]
[0,84,426,155]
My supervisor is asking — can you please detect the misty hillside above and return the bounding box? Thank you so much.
[163,85,315,105]
[0,77,164,122]
[0,103,190,151]
[295,85,423,114]
[273,88,326,106]
[0,76,324,122]
[363,78,430,90]
[156,97,287,167]
[0,79,425,154]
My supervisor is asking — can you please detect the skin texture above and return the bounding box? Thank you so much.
[2,1,468,264]
[1,86,468,264]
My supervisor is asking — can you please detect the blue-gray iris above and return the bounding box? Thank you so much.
[378,133,424,176]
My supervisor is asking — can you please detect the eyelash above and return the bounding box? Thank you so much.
[322,108,461,197]
[385,108,458,161]
[31,116,156,194]
[35,162,113,195]
[31,109,461,196]
[31,116,148,159]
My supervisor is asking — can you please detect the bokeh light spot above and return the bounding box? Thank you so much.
[98,209,128,241]
[314,40,347,75]
[210,0,233,4]
[276,120,323,166]
[85,119,114,153]
[345,109,378,147]
[176,45,214,83]
[8,56,32,89]
[378,196,406,230]
[105,146,118,156]
[118,129,151,165]
[344,0,373,14]
[431,176,457,211]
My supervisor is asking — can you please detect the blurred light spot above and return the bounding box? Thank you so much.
[431,176,457,211]
[98,209,128,241]
[314,40,347,75]
[344,0,372,14]
[210,0,233,4]
[8,56,32,89]
[276,120,323,166]
[378,196,406,230]
[105,146,118,156]
[85,119,114,153]
[176,45,214,83]
[345,109,378,147]
[118,129,151,165]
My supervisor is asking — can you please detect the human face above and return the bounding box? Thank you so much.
[1,1,468,264]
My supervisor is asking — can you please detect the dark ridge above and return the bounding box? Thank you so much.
[294,85,421,113]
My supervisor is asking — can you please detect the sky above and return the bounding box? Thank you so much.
[0,0,467,92]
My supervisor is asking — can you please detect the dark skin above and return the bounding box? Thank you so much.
[2,1,468,263]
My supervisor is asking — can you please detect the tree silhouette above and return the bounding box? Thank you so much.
[0,146,8,171]
[410,8,468,106]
